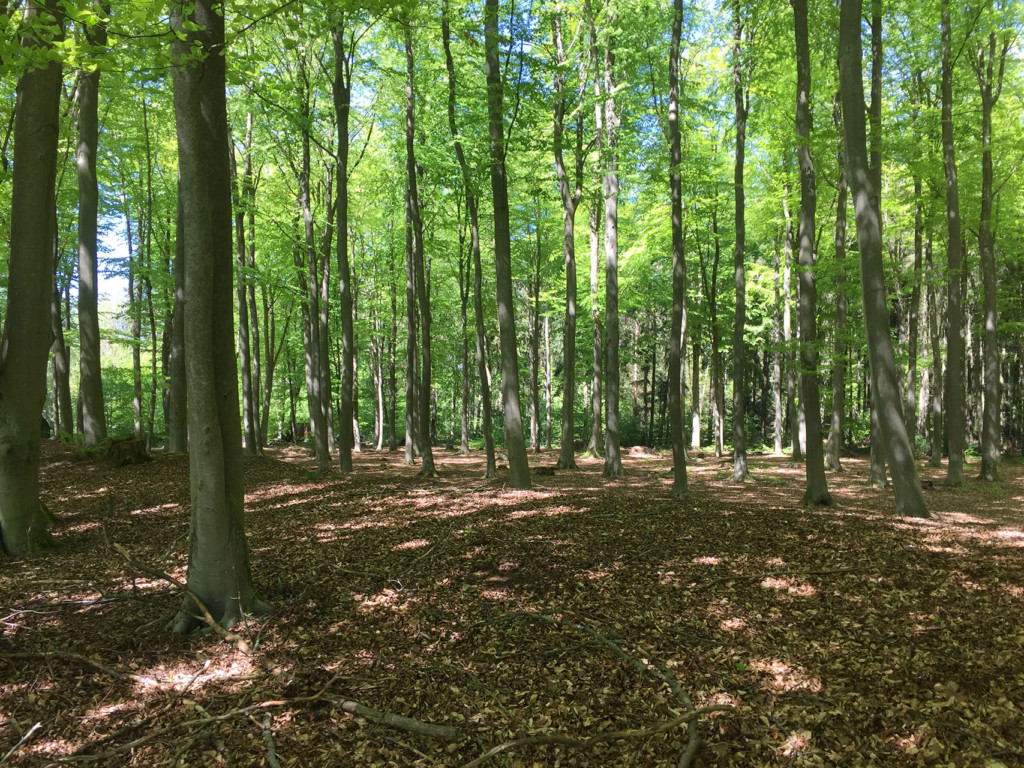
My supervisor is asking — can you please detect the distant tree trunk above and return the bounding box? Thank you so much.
[544,315,552,450]
[318,168,335,454]
[905,176,923,446]
[484,0,530,488]
[404,188,419,465]
[404,24,436,478]
[334,18,356,473]
[668,0,690,498]
[793,0,830,506]
[731,0,748,481]
[166,183,188,452]
[600,22,623,478]
[458,216,471,454]
[825,93,848,471]
[231,127,257,455]
[709,209,725,457]
[973,29,1008,481]
[245,114,262,452]
[839,0,927,518]
[772,236,784,456]
[552,8,582,469]
[50,283,74,436]
[0,0,62,556]
[170,0,264,628]
[76,7,107,448]
[782,189,800,461]
[586,193,603,457]
[939,0,965,487]
[442,0,495,475]
[529,209,542,453]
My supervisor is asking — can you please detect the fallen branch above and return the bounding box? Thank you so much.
[262,713,283,768]
[0,651,146,684]
[327,696,460,741]
[0,722,41,765]
[460,706,734,768]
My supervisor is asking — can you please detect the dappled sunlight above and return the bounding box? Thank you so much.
[759,576,817,597]
[749,657,824,694]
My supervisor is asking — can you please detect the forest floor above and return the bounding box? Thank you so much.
[2,440,1023,767]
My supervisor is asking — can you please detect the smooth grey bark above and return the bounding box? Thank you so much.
[730,0,748,481]
[544,315,552,449]
[0,0,62,556]
[940,0,965,487]
[166,182,188,452]
[122,202,143,440]
[839,0,927,518]
[825,92,848,471]
[906,176,923,445]
[403,188,418,465]
[404,24,436,478]
[600,23,623,478]
[793,0,830,506]
[458,216,471,454]
[709,209,725,457]
[76,14,108,448]
[170,0,263,628]
[972,29,1008,481]
[442,0,495,475]
[772,237,784,456]
[926,235,943,466]
[334,18,356,473]
[668,0,689,499]
[529,210,542,453]
[484,0,530,488]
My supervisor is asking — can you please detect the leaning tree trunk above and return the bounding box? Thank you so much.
[0,0,62,557]
[793,0,831,506]
[839,0,927,518]
[484,0,530,488]
[730,0,748,482]
[940,0,965,487]
[667,0,690,499]
[170,0,264,628]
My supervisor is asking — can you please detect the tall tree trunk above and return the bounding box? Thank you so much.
[710,209,725,457]
[166,183,188,452]
[552,8,583,469]
[529,208,542,453]
[458,215,471,454]
[124,203,143,441]
[973,29,1008,481]
[600,21,623,478]
[905,177,923,445]
[839,0,927,517]
[825,92,848,471]
[940,0,965,486]
[544,315,552,449]
[405,23,436,478]
[404,188,419,464]
[231,127,257,455]
[170,0,264,628]
[793,0,830,505]
[772,236,784,456]
[76,7,107,448]
[334,18,356,473]
[442,0,495,475]
[484,0,530,488]
[587,193,603,457]
[731,0,748,481]
[668,0,690,499]
[867,0,886,488]
[782,189,800,461]
[245,114,262,451]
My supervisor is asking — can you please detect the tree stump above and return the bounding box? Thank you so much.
[103,437,150,467]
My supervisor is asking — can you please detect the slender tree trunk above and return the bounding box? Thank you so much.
[793,0,830,505]
[458,221,471,454]
[709,210,724,458]
[166,183,188,452]
[484,0,530,488]
[170,0,264,628]
[404,188,419,465]
[731,0,748,481]
[973,30,1007,481]
[772,236,784,456]
[405,24,436,477]
[940,0,965,486]
[839,0,927,517]
[587,193,603,457]
[601,24,623,478]
[905,177,923,446]
[442,1,495,474]
[544,315,552,450]
[50,283,74,436]
[529,209,542,453]
[825,93,848,471]
[782,189,800,461]
[231,129,257,455]
[244,114,262,451]
[76,9,107,448]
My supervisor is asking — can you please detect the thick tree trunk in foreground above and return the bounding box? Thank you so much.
[839,0,927,518]
[730,0,748,482]
[0,0,62,557]
[170,0,263,628]
[484,0,530,488]
[668,0,689,499]
[793,0,830,506]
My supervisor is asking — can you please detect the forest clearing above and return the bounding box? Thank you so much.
[1,442,1022,767]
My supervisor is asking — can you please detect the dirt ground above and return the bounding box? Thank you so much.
[2,440,1023,767]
